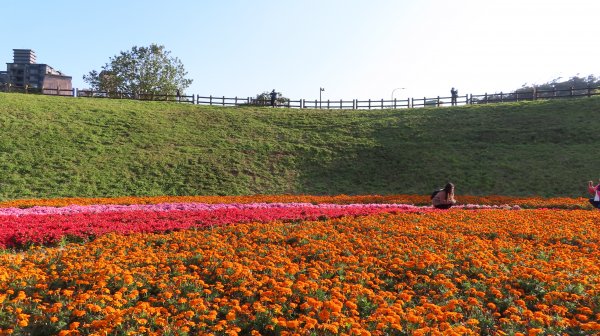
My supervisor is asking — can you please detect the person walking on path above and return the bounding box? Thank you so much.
[270,89,277,107]
[588,180,600,209]
[432,182,457,209]
[450,87,458,106]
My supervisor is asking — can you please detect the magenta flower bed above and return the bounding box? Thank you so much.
[0,202,431,248]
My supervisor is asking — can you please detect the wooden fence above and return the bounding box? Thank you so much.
[2,83,599,110]
[76,89,195,103]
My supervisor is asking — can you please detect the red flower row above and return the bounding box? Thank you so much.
[0,203,428,248]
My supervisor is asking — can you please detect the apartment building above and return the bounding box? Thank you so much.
[0,49,72,94]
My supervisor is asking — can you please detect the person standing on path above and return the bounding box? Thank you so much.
[450,87,458,106]
[270,89,277,107]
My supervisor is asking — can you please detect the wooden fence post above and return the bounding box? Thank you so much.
[587,85,592,97]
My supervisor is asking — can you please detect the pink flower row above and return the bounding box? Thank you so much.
[0,202,522,248]
[0,202,418,216]
[0,202,519,217]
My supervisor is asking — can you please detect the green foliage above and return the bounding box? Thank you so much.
[250,90,290,106]
[520,74,600,94]
[0,92,600,200]
[481,74,600,102]
[83,44,192,95]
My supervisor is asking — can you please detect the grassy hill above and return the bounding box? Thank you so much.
[0,92,599,200]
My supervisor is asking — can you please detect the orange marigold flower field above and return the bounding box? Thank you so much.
[1,205,600,334]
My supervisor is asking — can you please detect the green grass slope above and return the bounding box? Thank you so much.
[0,92,599,200]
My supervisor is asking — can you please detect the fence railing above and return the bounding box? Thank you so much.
[2,83,599,110]
[77,89,195,103]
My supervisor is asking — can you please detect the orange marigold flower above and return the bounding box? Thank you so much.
[318,309,330,322]
[72,309,86,317]
[14,291,26,301]
[345,300,358,310]
[286,320,300,329]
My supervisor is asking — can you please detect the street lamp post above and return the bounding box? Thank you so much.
[391,87,406,101]
[391,87,406,109]
[320,87,325,109]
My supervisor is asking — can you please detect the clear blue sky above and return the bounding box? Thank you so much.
[2,0,598,100]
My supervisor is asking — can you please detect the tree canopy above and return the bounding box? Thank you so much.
[518,74,599,95]
[83,44,192,95]
[249,90,290,106]
[473,74,600,103]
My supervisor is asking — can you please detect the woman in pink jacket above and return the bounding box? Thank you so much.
[588,180,600,209]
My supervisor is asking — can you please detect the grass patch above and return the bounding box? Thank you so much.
[0,93,599,199]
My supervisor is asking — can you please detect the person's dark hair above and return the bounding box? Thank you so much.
[443,183,454,200]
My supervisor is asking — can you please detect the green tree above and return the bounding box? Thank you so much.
[83,44,192,96]
[251,90,290,106]
[473,74,600,104]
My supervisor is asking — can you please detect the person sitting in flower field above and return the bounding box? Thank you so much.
[432,182,457,209]
[588,180,600,209]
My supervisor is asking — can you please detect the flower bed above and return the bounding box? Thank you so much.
[0,202,429,248]
[0,195,597,335]
[1,208,600,335]
[0,200,529,249]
